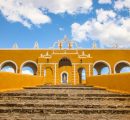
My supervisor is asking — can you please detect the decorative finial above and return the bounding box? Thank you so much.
[12,43,19,49]
[46,51,49,55]
[92,41,97,48]
[68,42,72,49]
[34,41,39,49]
[40,54,43,57]
[82,51,85,55]
[112,42,119,48]
[58,42,62,49]
[63,35,68,41]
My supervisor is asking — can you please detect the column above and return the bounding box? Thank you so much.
[89,63,93,76]
[37,63,42,76]
[74,64,76,85]
[54,64,57,85]
[40,64,42,76]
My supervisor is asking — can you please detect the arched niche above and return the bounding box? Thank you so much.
[59,57,72,68]
[61,71,68,84]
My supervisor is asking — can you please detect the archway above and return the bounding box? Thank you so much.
[21,61,37,75]
[93,61,111,75]
[44,67,53,84]
[78,68,86,84]
[0,60,18,73]
[59,57,72,68]
[114,61,130,73]
[61,72,68,84]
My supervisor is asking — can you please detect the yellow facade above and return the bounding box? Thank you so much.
[0,37,130,85]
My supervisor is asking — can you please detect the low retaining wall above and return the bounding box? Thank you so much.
[87,73,130,94]
[0,72,43,92]
[1,72,130,93]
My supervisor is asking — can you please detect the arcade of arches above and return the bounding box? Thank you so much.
[0,37,130,85]
[0,51,130,85]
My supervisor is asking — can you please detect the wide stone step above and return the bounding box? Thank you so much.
[0,113,130,120]
[1,99,129,106]
[37,85,93,87]
[24,87,106,90]
[0,93,68,97]
[0,103,130,109]
[1,96,130,101]
[0,108,130,114]
[0,93,130,97]
[77,94,130,97]
[5,89,117,95]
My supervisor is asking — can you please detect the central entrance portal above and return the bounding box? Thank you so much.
[59,57,71,84]
[61,72,68,84]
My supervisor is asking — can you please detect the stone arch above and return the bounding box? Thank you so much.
[78,67,86,84]
[93,60,111,75]
[59,57,72,68]
[0,60,18,73]
[114,60,130,73]
[61,71,68,84]
[20,60,37,75]
[44,67,53,84]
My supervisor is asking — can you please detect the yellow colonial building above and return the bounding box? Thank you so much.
[0,36,130,85]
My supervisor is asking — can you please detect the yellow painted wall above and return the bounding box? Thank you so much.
[0,49,130,71]
[44,67,54,85]
[0,72,43,92]
[87,73,130,94]
[0,49,130,92]
[0,72,130,94]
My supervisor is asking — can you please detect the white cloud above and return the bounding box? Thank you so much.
[22,70,33,75]
[59,27,64,31]
[28,0,93,14]
[0,0,92,28]
[0,0,51,28]
[120,67,130,73]
[1,67,15,73]
[98,0,112,4]
[96,9,116,23]
[71,15,130,47]
[121,18,130,31]
[114,0,130,10]
[71,22,89,42]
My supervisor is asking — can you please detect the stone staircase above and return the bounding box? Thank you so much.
[0,85,130,120]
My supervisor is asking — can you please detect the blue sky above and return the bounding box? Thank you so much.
[0,0,130,48]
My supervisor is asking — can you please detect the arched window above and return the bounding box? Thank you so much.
[59,57,72,67]
[21,61,37,75]
[93,61,111,75]
[0,60,17,73]
[115,61,130,73]
[78,68,86,84]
